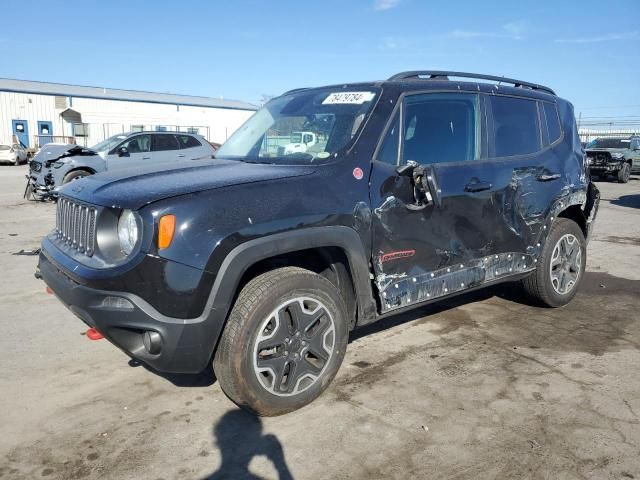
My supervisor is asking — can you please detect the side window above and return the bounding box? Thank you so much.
[120,134,150,154]
[543,102,562,145]
[490,96,540,157]
[376,111,400,165]
[176,135,202,149]
[151,134,179,152]
[401,93,479,165]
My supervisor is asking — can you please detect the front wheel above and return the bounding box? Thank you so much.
[214,267,349,416]
[62,169,91,184]
[521,218,586,307]
[618,163,631,183]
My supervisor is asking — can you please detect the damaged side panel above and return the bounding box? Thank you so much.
[368,92,596,316]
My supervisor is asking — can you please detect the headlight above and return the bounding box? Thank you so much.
[611,152,624,159]
[52,161,65,169]
[117,209,139,255]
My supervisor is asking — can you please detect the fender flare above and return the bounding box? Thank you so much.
[206,226,377,328]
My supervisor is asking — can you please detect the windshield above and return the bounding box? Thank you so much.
[91,134,128,153]
[215,88,379,164]
[587,138,630,149]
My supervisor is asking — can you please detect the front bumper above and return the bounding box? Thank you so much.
[589,162,622,173]
[38,250,221,374]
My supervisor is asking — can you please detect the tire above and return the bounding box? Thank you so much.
[521,218,586,307]
[214,267,349,416]
[617,163,631,183]
[62,170,91,184]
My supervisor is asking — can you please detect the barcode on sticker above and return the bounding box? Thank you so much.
[322,92,376,105]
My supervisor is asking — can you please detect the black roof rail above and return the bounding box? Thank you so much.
[388,70,556,96]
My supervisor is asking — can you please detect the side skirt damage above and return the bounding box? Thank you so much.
[376,252,536,313]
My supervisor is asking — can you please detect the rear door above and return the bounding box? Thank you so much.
[175,134,212,161]
[150,134,180,164]
[370,91,519,313]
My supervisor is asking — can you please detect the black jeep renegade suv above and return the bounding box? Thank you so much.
[39,71,600,416]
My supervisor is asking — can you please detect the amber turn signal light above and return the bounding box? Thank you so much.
[158,214,176,249]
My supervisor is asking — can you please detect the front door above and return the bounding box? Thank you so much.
[370,92,521,313]
[105,134,151,171]
[12,120,29,148]
[37,121,53,147]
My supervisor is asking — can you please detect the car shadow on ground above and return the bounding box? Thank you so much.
[611,194,640,209]
[129,358,217,387]
[202,409,294,480]
[350,280,530,342]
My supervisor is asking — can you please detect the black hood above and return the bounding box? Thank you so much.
[59,159,316,209]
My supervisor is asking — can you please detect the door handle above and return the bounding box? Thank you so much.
[537,173,561,182]
[177,154,185,158]
[464,181,492,193]
[142,156,151,160]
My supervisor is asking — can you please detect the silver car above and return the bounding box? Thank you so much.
[0,143,28,165]
[28,132,215,198]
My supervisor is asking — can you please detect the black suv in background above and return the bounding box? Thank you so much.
[585,136,640,183]
[38,71,599,415]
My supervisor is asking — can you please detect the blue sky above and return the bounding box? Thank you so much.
[1,0,638,117]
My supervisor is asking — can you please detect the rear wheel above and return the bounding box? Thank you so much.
[214,267,349,416]
[62,170,91,184]
[618,163,631,183]
[521,218,586,307]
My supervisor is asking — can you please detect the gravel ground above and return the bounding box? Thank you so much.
[0,165,639,480]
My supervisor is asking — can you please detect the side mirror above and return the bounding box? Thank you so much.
[118,146,129,157]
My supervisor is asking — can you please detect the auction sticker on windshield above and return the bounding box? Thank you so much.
[322,92,376,105]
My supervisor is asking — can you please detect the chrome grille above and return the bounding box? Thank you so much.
[55,198,97,256]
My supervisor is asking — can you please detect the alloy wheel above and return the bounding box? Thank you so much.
[549,233,582,295]
[253,297,336,396]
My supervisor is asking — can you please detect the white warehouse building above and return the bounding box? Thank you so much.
[0,78,257,150]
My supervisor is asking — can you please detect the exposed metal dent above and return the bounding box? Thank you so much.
[376,252,536,313]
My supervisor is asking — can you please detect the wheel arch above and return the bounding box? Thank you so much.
[63,166,96,179]
[557,204,587,238]
[208,227,377,336]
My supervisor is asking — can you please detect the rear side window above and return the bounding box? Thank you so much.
[151,134,179,152]
[543,102,562,145]
[177,135,202,149]
[401,93,479,165]
[490,96,540,157]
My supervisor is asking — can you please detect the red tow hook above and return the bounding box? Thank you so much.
[45,286,54,295]
[86,328,104,341]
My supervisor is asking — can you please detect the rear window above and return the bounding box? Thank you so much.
[490,96,540,157]
[177,135,202,149]
[543,102,562,145]
[0,145,10,151]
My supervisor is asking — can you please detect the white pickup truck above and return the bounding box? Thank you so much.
[282,131,318,155]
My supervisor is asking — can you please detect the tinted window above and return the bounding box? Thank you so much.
[543,102,561,144]
[177,135,202,149]
[376,112,400,165]
[491,96,540,157]
[152,134,179,152]
[402,93,478,165]
[121,134,150,153]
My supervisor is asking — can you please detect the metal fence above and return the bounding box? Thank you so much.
[577,115,640,144]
